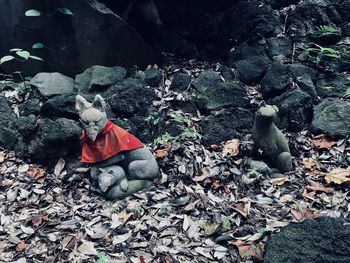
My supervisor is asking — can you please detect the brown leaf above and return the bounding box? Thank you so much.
[212,180,223,189]
[192,166,211,182]
[291,208,320,221]
[27,166,46,181]
[302,189,316,201]
[0,151,5,163]
[30,212,49,228]
[302,158,321,177]
[270,177,288,186]
[306,180,334,193]
[222,139,240,157]
[232,200,251,218]
[67,232,84,249]
[312,134,337,149]
[154,143,172,158]
[231,240,264,261]
[325,168,350,185]
[16,240,26,252]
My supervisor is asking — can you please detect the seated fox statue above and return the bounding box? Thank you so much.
[252,102,293,173]
[76,94,159,200]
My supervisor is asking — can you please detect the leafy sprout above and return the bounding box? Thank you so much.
[311,25,340,38]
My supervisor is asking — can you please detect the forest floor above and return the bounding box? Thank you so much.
[0,61,350,263]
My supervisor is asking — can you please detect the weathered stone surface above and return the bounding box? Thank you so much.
[0,96,19,149]
[144,69,162,87]
[75,65,126,94]
[261,62,317,99]
[19,98,42,117]
[103,78,156,117]
[264,217,350,263]
[316,74,350,98]
[193,70,249,110]
[270,89,313,132]
[264,0,300,9]
[41,94,79,120]
[233,55,271,84]
[170,72,191,91]
[267,36,293,59]
[201,109,253,145]
[30,72,75,97]
[17,115,37,139]
[28,118,82,164]
[311,98,350,138]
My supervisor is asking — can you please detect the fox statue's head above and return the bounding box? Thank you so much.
[76,94,108,142]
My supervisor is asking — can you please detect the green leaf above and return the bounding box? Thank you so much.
[28,55,44,61]
[10,48,23,52]
[57,7,74,15]
[32,43,45,49]
[0,55,15,64]
[16,50,30,60]
[25,9,41,16]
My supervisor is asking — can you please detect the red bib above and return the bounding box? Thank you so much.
[80,120,144,163]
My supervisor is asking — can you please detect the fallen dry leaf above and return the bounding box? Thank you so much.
[230,240,264,261]
[312,134,337,149]
[29,212,49,228]
[325,168,350,185]
[306,180,334,193]
[54,158,65,176]
[27,166,46,181]
[291,208,320,221]
[270,177,288,186]
[302,158,321,177]
[222,139,240,157]
[16,240,26,252]
[0,151,5,163]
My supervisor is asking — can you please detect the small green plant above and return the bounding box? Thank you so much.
[158,204,171,217]
[105,203,121,213]
[154,132,174,145]
[0,48,44,65]
[221,215,235,231]
[306,43,341,63]
[97,251,111,263]
[344,88,350,98]
[311,25,340,38]
[132,206,145,214]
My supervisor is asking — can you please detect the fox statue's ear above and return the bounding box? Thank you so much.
[258,101,266,107]
[272,105,279,113]
[76,95,91,116]
[92,94,106,112]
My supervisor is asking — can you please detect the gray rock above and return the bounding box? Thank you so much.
[144,69,162,87]
[30,72,75,97]
[233,55,271,84]
[261,62,317,99]
[17,115,37,139]
[201,109,253,145]
[170,73,191,91]
[270,89,313,132]
[41,94,79,120]
[267,36,293,59]
[0,0,158,76]
[28,118,82,165]
[193,70,249,110]
[75,65,126,94]
[311,98,350,138]
[0,96,19,149]
[316,74,350,98]
[245,159,272,177]
[19,98,42,117]
[103,78,156,117]
[264,217,350,263]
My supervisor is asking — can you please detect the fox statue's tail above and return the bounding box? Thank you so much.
[104,179,153,200]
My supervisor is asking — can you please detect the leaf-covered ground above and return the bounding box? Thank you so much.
[1,61,350,263]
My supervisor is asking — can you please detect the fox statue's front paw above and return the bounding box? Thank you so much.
[120,178,129,192]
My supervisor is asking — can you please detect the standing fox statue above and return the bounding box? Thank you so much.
[76,94,159,200]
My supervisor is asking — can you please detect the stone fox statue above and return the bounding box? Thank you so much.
[76,94,159,200]
[252,102,292,172]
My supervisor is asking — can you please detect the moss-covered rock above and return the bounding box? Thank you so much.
[264,217,350,263]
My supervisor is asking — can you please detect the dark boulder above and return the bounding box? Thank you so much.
[316,74,350,98]
[41,94,79,120]
[0,96,20,149]
[264,0,300,9]
[17,115,37,139]
[0,0,158,76]
[144,68,163,87]
[287,0,341,41]
[261,62,317,99]
[270,89,313,132]
[267,36,293,59]
[170,72,191,92]
[201,109,253,145]
[19,98,42,117]
[311,98,350,138]
[75,65,127,94]
[233,55,271,84]
[27,118,82,165]
[193,70,249,111]
[103,78,156,117]
[222,1,281,45]
[264,217,350,263]
[30,72,75,97]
